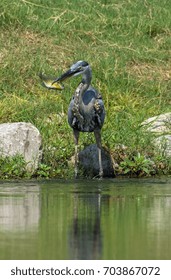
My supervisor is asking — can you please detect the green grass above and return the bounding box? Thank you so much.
[0,0,171,178]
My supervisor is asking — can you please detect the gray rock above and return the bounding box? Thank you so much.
[0,122,42,172]
[78,144,114,177]
[142,113,171,157]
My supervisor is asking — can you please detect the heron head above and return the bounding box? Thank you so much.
[53,61,90,83]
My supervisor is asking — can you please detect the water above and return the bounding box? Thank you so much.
[0,178,171,260]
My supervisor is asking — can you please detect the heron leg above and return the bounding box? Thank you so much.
[73,129,79,178]
[94,129,103,178]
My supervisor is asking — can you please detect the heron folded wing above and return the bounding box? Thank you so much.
[94,99,105,128]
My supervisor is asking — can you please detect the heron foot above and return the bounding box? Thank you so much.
[74,168,78,179]
[74,174,78,179]
[92,170,103,180]
[99,170,103,179]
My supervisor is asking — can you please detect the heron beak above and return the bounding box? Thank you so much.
[52,68,80,84]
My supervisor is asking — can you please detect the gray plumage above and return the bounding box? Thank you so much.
[68,84,105,132]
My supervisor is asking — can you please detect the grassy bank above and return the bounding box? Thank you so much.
[0,0,171,178]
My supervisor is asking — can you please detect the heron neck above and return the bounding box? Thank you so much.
[74,67,92,107]
[81,67,92,86]
[75,82,88,100]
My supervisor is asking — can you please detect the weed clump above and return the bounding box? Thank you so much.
[0,155,27,179]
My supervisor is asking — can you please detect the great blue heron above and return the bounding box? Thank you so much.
[53,60,105,178]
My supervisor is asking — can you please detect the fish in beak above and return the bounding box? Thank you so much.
[39,72,64,90]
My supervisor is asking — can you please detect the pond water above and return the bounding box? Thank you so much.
[0,178,171,260]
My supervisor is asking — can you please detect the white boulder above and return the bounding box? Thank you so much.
[154,135,171,157]
[142,112,171,134]
[0,122,42,172]
[142,113,171,157]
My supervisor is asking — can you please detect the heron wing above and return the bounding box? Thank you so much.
[94,97,105,128]
[88,87,105,128]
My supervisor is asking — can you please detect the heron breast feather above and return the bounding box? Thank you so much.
[82,90,96,105]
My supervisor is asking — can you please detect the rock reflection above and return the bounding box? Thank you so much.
[0,184,40,232]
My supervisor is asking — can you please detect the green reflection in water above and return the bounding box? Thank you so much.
[0,179,171,260]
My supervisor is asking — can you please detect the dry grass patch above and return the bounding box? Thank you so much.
[127,60,171,81]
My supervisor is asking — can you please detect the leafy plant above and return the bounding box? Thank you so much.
[36,163,51,178]
[0,154,27,179]
[120,153,155,177]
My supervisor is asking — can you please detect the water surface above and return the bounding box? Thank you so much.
[0,178,171,260]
